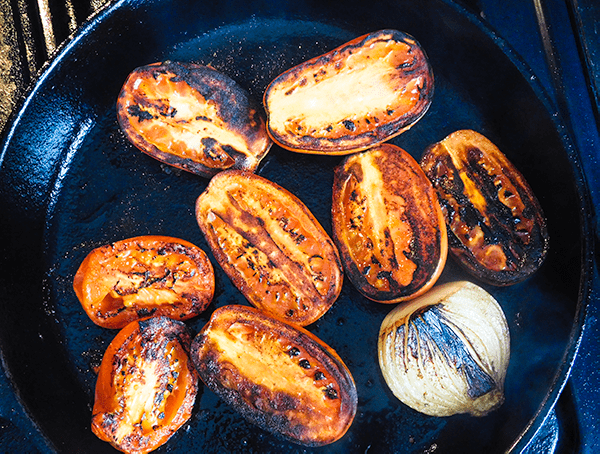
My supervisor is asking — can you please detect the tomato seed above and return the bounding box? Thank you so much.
[299,359,311,369]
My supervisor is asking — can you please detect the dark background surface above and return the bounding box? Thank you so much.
[0,0,598,452]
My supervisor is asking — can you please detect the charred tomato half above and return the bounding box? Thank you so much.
[264,29,433,154]
[332,144,447,303]
[73,235,215,329]
[195,170,343,326]
[92,316,198,454]
[420,129,549,285]
[117,61,271,177]
[191,305,357,447]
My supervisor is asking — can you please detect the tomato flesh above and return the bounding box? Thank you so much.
[191,305,357,446]
[117,61,271,177]
[332,144,447,302]
[264,29,433,154]
[196,170,343,326]
[420,130,549,285]
[92,316,198,454]
[73,236,214,328]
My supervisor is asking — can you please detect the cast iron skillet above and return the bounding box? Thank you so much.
[0,0,592,452]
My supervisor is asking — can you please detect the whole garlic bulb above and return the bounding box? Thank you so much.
[378,281,510,417]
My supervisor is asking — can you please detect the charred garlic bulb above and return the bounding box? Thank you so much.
[378,281,510,417]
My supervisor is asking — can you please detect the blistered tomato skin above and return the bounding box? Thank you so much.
[420,130,549,286]
[264,29,433,154]
[195,170,343,326]
[332,144,447,303]
[73,235,215,329]
[117,61,271,178]
[92,316,198,454]
[191,305,357,447]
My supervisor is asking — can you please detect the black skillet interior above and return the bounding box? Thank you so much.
[0,0,586,452]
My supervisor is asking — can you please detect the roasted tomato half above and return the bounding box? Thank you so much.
[264,29,433,154]
[92,316,198,454]
[420,130,549,285]
[191,305,358,447]
[73,235,215,329]
[195,170,343,326]
[332,144,447,303]
[117,61,271,178]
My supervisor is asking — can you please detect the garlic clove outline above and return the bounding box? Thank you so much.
[378,281,510,417]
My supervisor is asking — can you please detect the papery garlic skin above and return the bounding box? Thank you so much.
[378,281,510,417]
